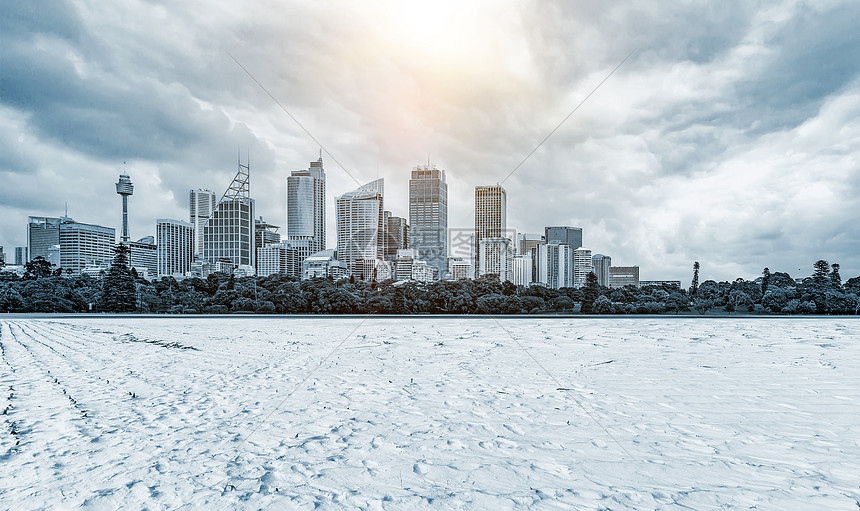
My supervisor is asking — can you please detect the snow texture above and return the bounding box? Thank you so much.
[1,317,858,509]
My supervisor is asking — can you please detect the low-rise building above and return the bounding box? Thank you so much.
[608,266,640,288]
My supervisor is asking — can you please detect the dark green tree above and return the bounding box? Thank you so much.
[830,263,841,287]
[101,244,137,312]
[690,261,700,297]
[580,272,600,313]
[25,257,53,279]
[812,260,830,282]
[761,267,771,296]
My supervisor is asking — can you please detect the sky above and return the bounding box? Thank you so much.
[1,0,859,284]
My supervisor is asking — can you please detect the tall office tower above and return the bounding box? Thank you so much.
[157,219,194,277]
[478,237,513,282]
[189,189,217,258]
[409,165,448,278]
[115,174,134,243]
[383,211,408,261]
[536,241,573,289]
[203,160,255,271]
[129,236,157,276]
[545,226,583,250]
[0,246,4,265]
[59,221,116,275]
[573,247,594,288]
[336,179,384,277]
[15,247,28,266]
[27,216,63,262]
[512,255,533,287]
[592,254,611,287]
[608,266,640,288]
[286,155,326,264]
[517,233,545,257]
[474,185,506,274]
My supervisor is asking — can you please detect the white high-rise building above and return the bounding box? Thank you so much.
[512,255,533,287]
[336,179,384,277]
[592,254,611,287]
[474,185,506,275]
[157,219,193,277]
[189,189,217,258]
[535,241,573,289]
[573,247,594,288]
[286,156,326,264]
[203,161,255,271]
[478,237,513,282]
[409,165,447,278]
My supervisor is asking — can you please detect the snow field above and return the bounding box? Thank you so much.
[0,317,858,509]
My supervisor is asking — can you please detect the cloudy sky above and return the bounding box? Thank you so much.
[2,0,859,283]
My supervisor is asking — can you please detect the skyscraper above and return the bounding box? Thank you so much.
[27,216,63,263]
[592,253,611,287]
[383,211,408,261]
[286,156,326,264]
[478,237,513,282]
[203,160,255,272]
[157,219,194,277]
[474,185,506,275]
[516,233,545,257]
[14,247,27,266]
[536,241,573,289]
[336,179,384,276]
[59,221,116,275]
[573,247,594,288]
[545,226,583,250]
[189,189,217,258]
[512,255,533,287]
[409,165,447,278]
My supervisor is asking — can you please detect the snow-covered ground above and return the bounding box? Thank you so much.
[0,317,858,510]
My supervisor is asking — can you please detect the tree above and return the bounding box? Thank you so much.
[812,260,830,282]
[101,244,137,312]
[690,262,700,297]
[761,267,771,296]
[592,295,614,314]
[692,297,714,315]
[830,263,842,287]
[25,257,53,279]
[580,272,600,313]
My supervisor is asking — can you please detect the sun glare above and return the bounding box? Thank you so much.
[385,1,483,63]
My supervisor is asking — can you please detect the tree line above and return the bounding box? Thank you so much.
[1,248,858,315]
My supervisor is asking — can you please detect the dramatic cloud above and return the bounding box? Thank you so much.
[1,0,858,282]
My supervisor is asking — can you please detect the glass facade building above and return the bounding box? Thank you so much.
[409,165,447,278]
[189,189,217,258]
[336,179,384,277]
[286,156,326,265]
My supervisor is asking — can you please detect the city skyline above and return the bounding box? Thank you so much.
[2,2,859,283]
